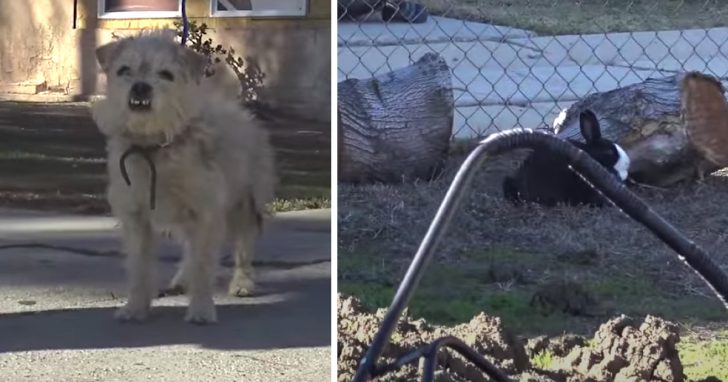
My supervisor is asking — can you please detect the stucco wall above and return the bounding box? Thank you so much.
[214,23,331,119]
[0,0,331,121]
[0,1,80,92]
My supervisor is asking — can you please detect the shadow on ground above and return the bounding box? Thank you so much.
[0,274,330,353]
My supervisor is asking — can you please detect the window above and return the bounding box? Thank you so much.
[211,0,307,17]
[98,0,181,19]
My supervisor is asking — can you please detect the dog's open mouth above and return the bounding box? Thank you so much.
[128,97,152,111]
[128,82,153,112]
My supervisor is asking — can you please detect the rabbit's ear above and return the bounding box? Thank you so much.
[580,110,601,143]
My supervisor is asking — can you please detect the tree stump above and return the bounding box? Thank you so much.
[338,52,454,183]
[553,72,728,187]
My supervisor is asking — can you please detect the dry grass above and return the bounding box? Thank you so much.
[338,151,728,333]
[418,0,728,35]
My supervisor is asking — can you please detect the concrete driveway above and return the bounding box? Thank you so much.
[0,208,331,382]
[339,17,728,138]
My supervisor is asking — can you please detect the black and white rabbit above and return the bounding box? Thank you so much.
[502,109,630,207]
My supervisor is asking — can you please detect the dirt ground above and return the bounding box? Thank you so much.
[0,101,330,214]
[338,294,720,382]
[339,152,728,290]
[338,151,728,380]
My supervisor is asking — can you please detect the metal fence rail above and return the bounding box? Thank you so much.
[337,0,728,140]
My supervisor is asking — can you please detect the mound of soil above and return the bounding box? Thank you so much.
[337,294,527,382]
[337,294,722,382]
[541,315,685,382]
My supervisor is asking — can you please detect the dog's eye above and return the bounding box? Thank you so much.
[158,70,174,81]
[116,66,131,77]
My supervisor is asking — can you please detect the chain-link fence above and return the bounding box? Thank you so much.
[337,0,728,140]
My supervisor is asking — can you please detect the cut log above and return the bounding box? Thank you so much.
[338,52,454,183]
[682,72,728,168]
[553,72,728,187]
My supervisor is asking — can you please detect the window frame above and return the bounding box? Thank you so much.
[210,0,308,17]
[97,0,182,19]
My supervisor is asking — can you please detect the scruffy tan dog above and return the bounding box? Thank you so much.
[91,31,275,324]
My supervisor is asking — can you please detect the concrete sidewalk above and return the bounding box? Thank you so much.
[338,16,535,46]
[0,209,331,382]
[338,17,728,138]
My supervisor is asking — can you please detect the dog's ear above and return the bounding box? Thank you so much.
[96,40,125,73]
[183,49,208,81]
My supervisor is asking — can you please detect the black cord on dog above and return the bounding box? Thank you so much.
[119,145,159,210]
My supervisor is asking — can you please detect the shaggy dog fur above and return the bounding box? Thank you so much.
[91,31,276,324]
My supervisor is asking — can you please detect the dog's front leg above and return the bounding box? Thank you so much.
[229,227,258,297]
[115,214,156,322]
[183,216,223,324]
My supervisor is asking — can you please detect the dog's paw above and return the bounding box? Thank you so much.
[185,299,217,324]
[114,303,150,322]
[228,272,255,297]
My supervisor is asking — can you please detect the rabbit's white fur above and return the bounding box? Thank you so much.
[503,110,630,207]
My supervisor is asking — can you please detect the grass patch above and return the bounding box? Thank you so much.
[272,197,330,212]
[0,150,104,163]
[340,282,396,311]
[590,276,727,323]
[339,249,586,333]
[590,275,655,299]
[680,332,728,381]
[418,0,728,34]
[531,350,556,370]
[339,248,727,336]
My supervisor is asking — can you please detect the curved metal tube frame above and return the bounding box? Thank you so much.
[375,336,513,382]
[351,129,728,382]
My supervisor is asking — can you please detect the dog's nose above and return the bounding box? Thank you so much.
[130,82,152,98]
[128,82,152,111]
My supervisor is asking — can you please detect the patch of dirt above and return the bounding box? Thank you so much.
[526,334,586,358]
[530,281,604,317]
[549,315,684,382]
[482,262,528,284]
[337,294,527,382]
[337,294,721,382]
[338,152,728,322]
[555,250,601,266]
